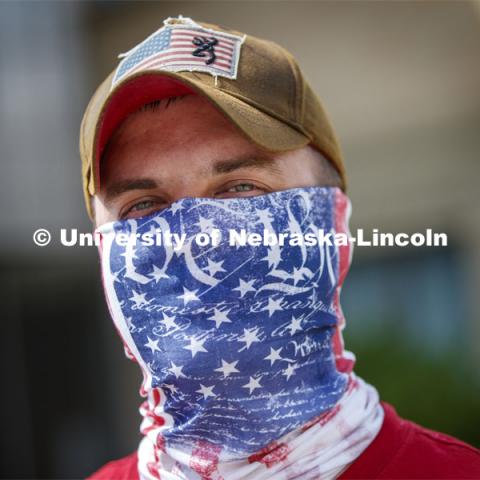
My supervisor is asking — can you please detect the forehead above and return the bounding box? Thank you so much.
[111,95,238,138]
[100,95,268,177]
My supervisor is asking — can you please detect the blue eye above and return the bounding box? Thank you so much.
[227,184,255,192]
[121,199,165,220]
[130,200,155,211]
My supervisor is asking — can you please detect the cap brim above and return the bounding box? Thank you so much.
[91,70,311,193]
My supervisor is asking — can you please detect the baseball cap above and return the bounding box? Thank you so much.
[79,15,346,219]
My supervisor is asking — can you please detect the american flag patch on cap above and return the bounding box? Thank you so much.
[112,16,245,88]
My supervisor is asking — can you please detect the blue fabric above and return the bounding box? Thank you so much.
[102,186,348,456]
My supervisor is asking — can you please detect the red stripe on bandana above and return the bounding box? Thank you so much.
[333,189,354,374]
[189,440,223,479]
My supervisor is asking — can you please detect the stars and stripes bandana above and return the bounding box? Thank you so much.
[96,186,384,480]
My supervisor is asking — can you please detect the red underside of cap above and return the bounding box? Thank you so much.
[94,75,196,191]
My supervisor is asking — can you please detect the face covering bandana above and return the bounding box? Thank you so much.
[96,186,384,480]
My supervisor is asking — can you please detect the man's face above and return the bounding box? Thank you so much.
[93,95,336,226]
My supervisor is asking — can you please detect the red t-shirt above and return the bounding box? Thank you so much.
[88,402,480,479]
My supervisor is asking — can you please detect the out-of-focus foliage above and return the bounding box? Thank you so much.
[345,325,480,448]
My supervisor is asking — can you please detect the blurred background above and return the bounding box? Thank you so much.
[0,1,479,478]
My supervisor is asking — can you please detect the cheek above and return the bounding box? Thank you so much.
[92,195,115,227]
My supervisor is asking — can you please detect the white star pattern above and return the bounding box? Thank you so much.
[262,247,281,268]
[196,216,215,231]
[256,208,274,225]
[238,327,261,350]
[264,347,283,366]
[160,313,178,331]
[204,259,226,277]
[242,375,263,394]
[163,383,179,395]
[129,290,148,307]
[292,267,306,286]
[145,336,161,353]
[196,383,216,399]
[121,249,138,262]
[168,361,186,379]
[287,316,303,335]
[118,30,171,78]
[283,363,297,380]
[233,278,256,298]
[106,186,349,452]
[184,336,208,358]
[263,297,283,317]
[214,359,240,378]
[208,308,232,328]
[150,265,169,282]
[177,287,200,305]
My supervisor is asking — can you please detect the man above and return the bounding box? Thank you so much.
[80,16,480,480]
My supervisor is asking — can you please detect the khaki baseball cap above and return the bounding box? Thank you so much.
[79,15,346,219]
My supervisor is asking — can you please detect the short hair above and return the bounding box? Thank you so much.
[312,149,343,188]
[137,96,187,112]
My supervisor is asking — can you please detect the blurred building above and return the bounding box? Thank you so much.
[0,1,479,478]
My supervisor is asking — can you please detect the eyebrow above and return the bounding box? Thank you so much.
[104,156,280,203]
[212,156,280,175]
[105,178,158,202]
